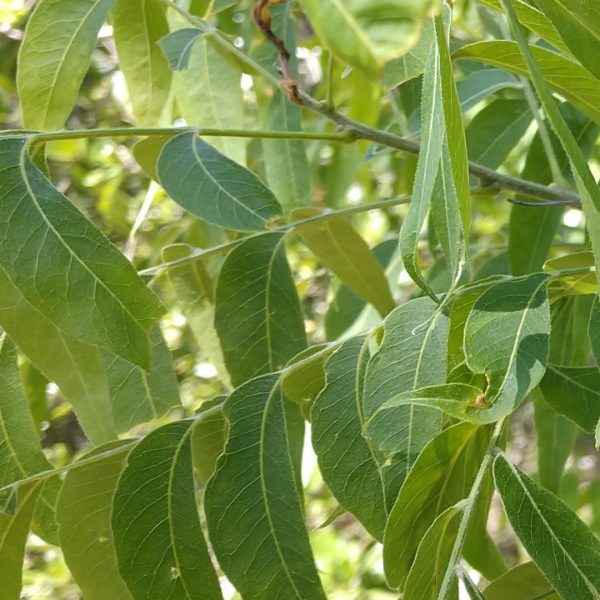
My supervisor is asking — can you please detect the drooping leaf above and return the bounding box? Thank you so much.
[0,482,42,600]
[169,19,245,164]
[191,398,227,484]
[400,34,444,298]
[403,505,462,600]
[363,298,448,501]
[100,326,181,432]
[112,420,223,600]
[454,41,600,125]
[539,364,600,432]
[214,232,306,386]
[483,562,558,600]
[535,0,600,81]
[17,0,115,130]
[158,28,204,71]
[0,136,163,369]
[311,336,387,540]
[294,208,395,317]
[57,442,134,600]
[205,374,326,600]
[493,454,600,599]
[325,239,397,340]
[112,0,172,126]
[300,0,437,78]
[463,273,551,421]
[157,132,282,232]
[382,423,491,589]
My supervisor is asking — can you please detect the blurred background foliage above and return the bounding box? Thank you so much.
[1,0,599,597]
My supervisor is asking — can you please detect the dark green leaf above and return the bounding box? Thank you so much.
[311,336,387,540]
[57,442,133,600]
[205,374,326,600]
[113,420,223,600]
[112,0,172,126]
[494,454,600,599]
[17,0,115,129]
[382,423,491,589]
[158,28,204,71]
[464,273,551,420]
[158,132,282,231]
[483,562,558,600]
[363,298,448,501]
[0,136,163,369]
[214,232,306,386]
[589,296,600,367]
[539,364,600,432]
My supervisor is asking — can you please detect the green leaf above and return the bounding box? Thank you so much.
[493,453,600,599]
[466,99,531,169]
[281,344,334,403]
[112,0,172,126]
[205,374,326,600]
[325,239,397,340]
[294,208,395,317]
[0,482,42,600]
[544,251,597,295]
[483,562,558,600]
[454,41,600,125]
[363,298,448,501]
[509,105,598,277]
[589,296,600,367]
[400,35,444,298]
[536,0,600,81]
[170,22,245,164]
[539,364,600,432]
[113,420,223,600]
[57,442,133,600]
[300,0,437,78]
[382,423,491,589]
[17,0,115,130]
[100,325,181,432]
[0,136,163,369]
[382,17,434,87]
[214,232,306,386]
[158,28,203,71]
[403,505,462,600]
[0,336,52,490]
[0,272,117,444]
[534,390,575,494]
[502,0,600,308]
[157,132,282,232]
[261,4,310,213]
[311,336,387,540]
[133,135,173,181]
[191,399,227,484]
[464,273,551,420]
[479,0,570,54]
[162,244,230,386]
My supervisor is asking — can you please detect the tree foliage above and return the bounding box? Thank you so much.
[2,0,600,597]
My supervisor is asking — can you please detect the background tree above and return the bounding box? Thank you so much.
[1,0,600,598]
